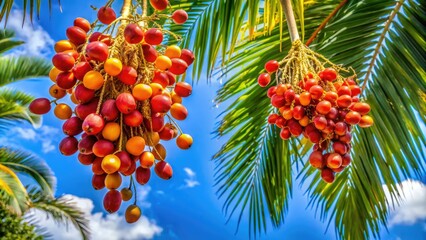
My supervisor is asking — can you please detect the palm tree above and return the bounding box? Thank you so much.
[0,29,90,239]
[165,0,425,239]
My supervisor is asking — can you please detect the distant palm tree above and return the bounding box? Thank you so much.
[0,29,90,239]
[167,0,425,239]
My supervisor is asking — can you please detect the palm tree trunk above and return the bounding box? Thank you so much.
[280,0,300,42]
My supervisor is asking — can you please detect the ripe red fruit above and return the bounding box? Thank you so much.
[174,82,192,97]
[320,68,337,82]
[326,107,338,120]
[155,161,173,180]
[116,151,132,173]
[62,117,83,136]
[150,0,168,11]
[103,189,122,213]
[258,73,271,87]
[316,100,332,115]
[292,106,305,120]
[92,140,114,157]
[267,114,279,124]
[98,7,117,25]
[101,99,119,122]
[117,66,137,85]
[144,113,165,132]
[78,135,97,155]
[152,71,169,88]
[172,10,188,24]
[144,28,163,45]
[334,122,348,136]
[74,84,95,104]
[52,53,75,71]
[89,32,113,45]
[288,120,303,136]
[56,72,77,90]
[78,153,96,165]
[313,115,327,130]
[86,41,109,62]
[267,86,277,98]
[309,151,324,168]
[66,26,87,46]
[341,153,352,167]
[345,111,361,125]
[92,174,106,190]
[303,79,317,91]
[324,91,338,104]
[352,102,371,115]
[169,58,188,75]
[308,130,322,143]
[29,98,51,115]
[123,110,143,127]
[280,128,291,140]
[333,141,347,155]
[326,153,342,169]
[337,86,351,96]
[337,95,352,108]
[116,93,137,114]
[124,23,144,44]
[309,85,324,100]
[271,95,286,108]
[74,17,91,32]
[82,113,105,135]
[75,99,98,120]
[180,49,195,66]
[284,89,295,103]
[142,44,158,63]
[73,62,92,80]
[321,168,335,183]
[59,136,78,156]
[264,60,279,73]
[151,95,172,113]
[159,125,176,140]
[136,167,151,185]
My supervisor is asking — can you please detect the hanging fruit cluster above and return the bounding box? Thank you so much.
[257,40,373,183]
[29,0,194,223]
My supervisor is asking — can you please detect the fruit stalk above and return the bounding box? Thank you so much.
[280,0,300,42]
[121,0,132,19]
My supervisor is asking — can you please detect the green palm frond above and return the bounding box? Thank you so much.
[28,189,90,240]
[0,55,51,87]
[0,29,24,54]
[0,147,56,197]
[0,163,29,215]
[0,0,60,25]
[0,88,41,133]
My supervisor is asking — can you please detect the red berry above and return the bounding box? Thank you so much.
[257,73,271,87]
[264,60,279,73]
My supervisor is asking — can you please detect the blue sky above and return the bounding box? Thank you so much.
[1,1,426,239]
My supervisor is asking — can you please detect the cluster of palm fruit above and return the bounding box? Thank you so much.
[29,0,194,223]
[258,61,373,183]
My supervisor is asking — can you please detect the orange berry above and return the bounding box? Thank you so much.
[176,134,193,149]
[101,154,121,174]
[70,91,79,104]
[105,172,122,189]
[164,45,181,59]
[104,58,123,76]
[49,84,67,99]
[125,204,141,223]
[140,151,155,168]
[170,103,188,120]
[152,144,166,160]
[49,67,62,82]
[120,188,133,201]
[83,70,104,90]
[143,132,160,147]
[102,122,121,141]
[149,83,163,97]
[54,103,73,120]
[54,40,76,53]
[171,91,182,104]
[132,84,152,101]
[155,55,172,70]
[126,136,146,156]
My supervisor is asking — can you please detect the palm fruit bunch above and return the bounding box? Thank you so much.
[257,40,373,183]
[29,0,194,223]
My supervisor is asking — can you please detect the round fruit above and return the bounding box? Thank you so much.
[29,98,51,115]
[142,44,158,62]
[154,161,173,180]
[101,99,119,121]
[54,103,72,120]
[83,70,104,90]
[152,144,166,160]
[49,84,67,99]
[174,82,192,97]
[165,45,181,58]
[326,153,342,169]
[359,115,374,128]
[316,100,332,115]
[82,113,105,135]
[125,205,141,223]
[78,153,96,165]
[92,140,115,157]
[98,7,117,25]
[171,10,188,24]
[169,58,188,75]
[49,67,61,82]
[140,152,155,168]
[176,134,193,149]
[133,84,152,101]
[309,85,324,100]
[92,157,106,175]
[126,136,146,156]
[59,136,78,156]
[155,55,172,70]
[352,102,371,115]
[116,93,137,114]
[180,49,194,65]
[124,23,144,44]
[103,189,122,213]
[52,53,75,71]
[258,73,271,87]
[150,0,168,11]
[62,117,83,136]
[170,103,188,120]
[321,168,335,183]
[116,151,132,173]
[74,17,91,32]
[78,135,97,155]
[144,28,163,45]
[86,41,109,62]
[264,60,279,73]
[104,58,123,76]
[309,151,324,168]
[320,68,337,81]
[121,188,133,201]
[345,111,362,125]
[123,110,143,127]
[54,40,75,52]
[74,84,95,104]
[73,62,92,80]
[135,167,151,185]
[66,26,87,45]
[144,113,165,132]
[151,95,172,113]
[117,66,137,85]
[105,172,122,189]
[56,72,77,90]
[92,174,107,190]
[102,122,121,141]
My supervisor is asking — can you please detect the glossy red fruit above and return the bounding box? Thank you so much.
[78,135,97,155]
[59,136,78,156]
[121,158,137,176]
[73,62,92,80]
[284,89,295,103]
[264,60,279,73]
[159,125,176,140]
[151,95,172,113]
[337,95,352,108]
[101,99,119,122]
[339,132,352,143]
[292,106,305,120]
[267,114,279,124]
[144,113,165,132]
[341,153,352,167]
[303,79,318,91]
[327,153,342,169]
[82,113,105,135]
[337,86,351,96]
[62,50,79,60]
[103,189,122,213]
[150,0,168,11]
[257,73,270,87]
[74,17,91,32]
[155,161,173,180]
[124,23,144,44]
[117,66,137,85]
[320,68,337,82]
[174,82,192,97]
[136,167,151,185]
[313,115,327,130]
[86,41,109,62]
[56,72,77,90]
[352,102,371,115]
[74,84,95,103]
[345,111,362,125]
[288,120,303,136]
[78,153,96,165]
[144,28,163,45]
[326,107,338,120]
[334,122,348,136]
[89,32,113,45]
[98,7,117,25]
[324,91,338,104]
[308,130,322,143]
[124,110,143,127]
[92,174,107,190]
[92,140,115,157]
[267,86,277,98]
[52,53,75,71]
[271,95,286,108]
[316,100,332,115]
[142,44,158,62]
[309,151,324,168]
[116,151,132,173]
[309,85,324,100]
[62,117,83,136]
[66,26,87,46]
[333,141,347,155]
[180,49,195,66]
[172,10,188,24]
[116,93,136,114]
[29,98,51,115]
[279,128,291,140]
[75,99,99,120]
[321,168,335,183]
[169,58,188,75]
[350,85,361,96]
[152,71,169,88]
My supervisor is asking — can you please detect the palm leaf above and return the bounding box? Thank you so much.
[0,29,25,54]
[0,0,60,25]
[0,55,51,87]
[0,163,29,215]
[27,188,91,240]
[0,147,56,197]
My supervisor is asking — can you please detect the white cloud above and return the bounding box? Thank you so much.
[182,168,200,188]
[12,127,37,140]
[1,9,54,57]
[26,194,162,240]
[383,180,426,226]
[5,125,59,154]
[41,139,55,153]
